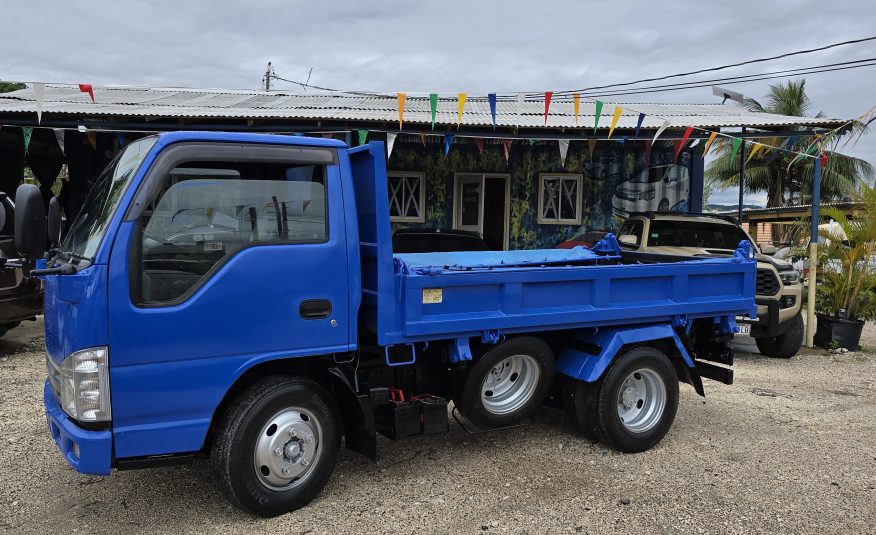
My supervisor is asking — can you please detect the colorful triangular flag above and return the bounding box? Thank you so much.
[457,93,467,127]
[558,139,569,167]
[503,139,513,162]
[573,94,580,125]
[644,140,652,166]
[634,113,645,139]
[652,120,670,144]
[397,93,407,129]
[474,138,485,155]
[488,93,497,129]
[593,101,604,134]
[544,91,553,125]
[54,129,65,155]
[444,134,454,156]
[729,138,742,161]
[387,132,397,158]
[702,132,718,154]
[587,139,597,160]
[429,93,438,130]
[357,130,368,146]
[674,126,693,162]
[79,83,94,103]
[608,106,622,139]
[22,127,33,154]
[33,82,45,124]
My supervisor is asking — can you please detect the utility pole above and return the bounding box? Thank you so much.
[263,62,274,92]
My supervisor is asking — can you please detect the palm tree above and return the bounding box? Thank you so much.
[706,79,873,241]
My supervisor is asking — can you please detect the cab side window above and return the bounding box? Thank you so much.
[137,161,327,304]
[618,220,643,248]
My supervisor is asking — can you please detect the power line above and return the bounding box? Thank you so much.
[542,34,876,98]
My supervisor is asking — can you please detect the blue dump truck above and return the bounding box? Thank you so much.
[9,132,756,517]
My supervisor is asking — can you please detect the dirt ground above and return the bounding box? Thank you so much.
[0,318,874,534]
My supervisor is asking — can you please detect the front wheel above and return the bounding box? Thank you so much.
[211,376,341,517]
[567,346,678,453]
[755,312,804,359]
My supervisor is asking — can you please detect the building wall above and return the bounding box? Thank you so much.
[384,134,694,250]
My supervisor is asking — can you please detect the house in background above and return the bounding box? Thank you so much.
[0,86,844,250]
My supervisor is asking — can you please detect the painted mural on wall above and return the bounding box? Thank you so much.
[384,134,692,250]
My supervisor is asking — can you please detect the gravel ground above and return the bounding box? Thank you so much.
[1,319,874,534]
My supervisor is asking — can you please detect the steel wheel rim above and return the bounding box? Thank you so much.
[481,354,541,415]
[253,408,322,490]
[616,368,666,433]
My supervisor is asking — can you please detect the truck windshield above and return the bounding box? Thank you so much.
[59,136,157,262]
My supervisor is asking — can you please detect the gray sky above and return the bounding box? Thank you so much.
[2,0,874,206]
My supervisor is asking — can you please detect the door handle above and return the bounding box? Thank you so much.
[299,299,332,320]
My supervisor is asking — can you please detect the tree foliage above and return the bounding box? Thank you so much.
[0,81,25,93]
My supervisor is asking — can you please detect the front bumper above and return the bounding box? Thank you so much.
[44,380,112,476]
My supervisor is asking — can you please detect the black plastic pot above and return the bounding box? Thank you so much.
[814,313,865,350]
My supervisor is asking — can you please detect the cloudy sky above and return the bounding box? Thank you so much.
[2,0,874,206]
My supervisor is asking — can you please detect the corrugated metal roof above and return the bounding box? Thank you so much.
[0,84,846,130]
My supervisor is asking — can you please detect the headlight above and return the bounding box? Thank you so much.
[641,188,656,201]
[59,347,111,423]
[779,271,801,285]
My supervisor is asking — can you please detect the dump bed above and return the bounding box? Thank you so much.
[348,143,756,347]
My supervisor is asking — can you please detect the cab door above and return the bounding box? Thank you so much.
[106,142,350,458]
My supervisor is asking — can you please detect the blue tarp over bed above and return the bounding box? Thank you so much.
[395,247,615,273]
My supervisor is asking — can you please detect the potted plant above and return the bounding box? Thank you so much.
[813,183,876,350]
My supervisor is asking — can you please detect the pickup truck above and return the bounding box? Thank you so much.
[616,213,804,358]
[12,132,756,517]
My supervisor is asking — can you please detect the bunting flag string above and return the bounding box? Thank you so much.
[357,130,368,146]
[386,132,397,158]
[634,113,645,139]
[429,93,438,130]
[22,127,33,154]
[397,93,407,129]
[33,82,44,124]
[457,93,467,127]
[488,94,497,129]
[558,139,569,168]
[543,91,553,125]
[444,134,454,156]
[593,100,604,134]
[502,139,513,163]
[608,106,622,139]
[79,83,94,103]
[573,94,580,125]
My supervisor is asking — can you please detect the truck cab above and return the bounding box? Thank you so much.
[616,212,804,358]
[19,132,756,517]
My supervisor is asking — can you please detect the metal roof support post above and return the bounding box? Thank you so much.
[738,128,746,222]
[806,157,822,348]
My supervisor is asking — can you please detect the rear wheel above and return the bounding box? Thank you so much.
[455,337,554,429]
[755,312,803,359]
[211,376,341,517]
[566,346,678,453]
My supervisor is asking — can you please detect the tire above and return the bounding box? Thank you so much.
[658,199,670,212]
[211,376,342,517]
[755,312,804,359]
[579,346,679,453]
[562,378,602,442]
[455,337,554,429]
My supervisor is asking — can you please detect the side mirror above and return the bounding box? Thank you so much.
[14,184,47,259]
[48,197,62,247]
[618,234,639,246]
[760,243,777,255]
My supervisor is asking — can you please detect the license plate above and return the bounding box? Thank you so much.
[735,324,751,336]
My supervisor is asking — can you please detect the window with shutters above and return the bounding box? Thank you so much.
[387,172,426,223]
[537,173,582,224]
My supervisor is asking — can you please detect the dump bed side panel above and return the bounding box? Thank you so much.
[385,253,756,344]
[347,142,399,345]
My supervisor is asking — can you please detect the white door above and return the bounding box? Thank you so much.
[455,174,483,233]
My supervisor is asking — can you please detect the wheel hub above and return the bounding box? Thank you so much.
[615,368,667,433]
[480,354,541,416]
[621,386,639,410]
[254,409,321,489]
